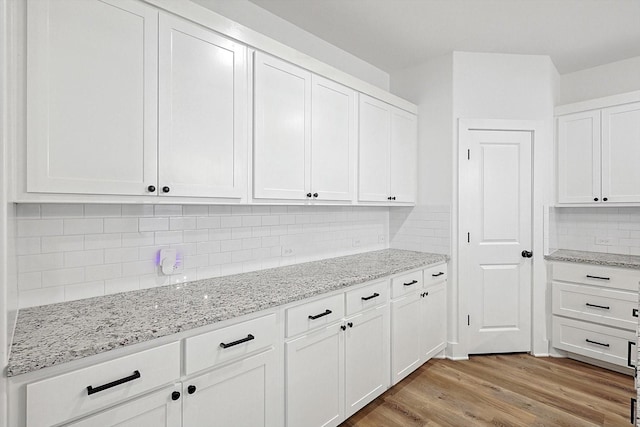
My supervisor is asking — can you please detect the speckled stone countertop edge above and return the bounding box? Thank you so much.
[544,249,640,270]
[7,249,449,377]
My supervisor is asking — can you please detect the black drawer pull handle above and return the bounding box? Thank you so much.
[403,280,418,286]
[308,309,332,320]
[628,341,636,368]
[87,370,141,395]
[432,272,444,277]
[586,275,610,281]
[361,293,380,301]
[220,334,255,349]
[631,398,636,424]
[585,338,609,348]
[585,303,610,310]
[633,308,638,318]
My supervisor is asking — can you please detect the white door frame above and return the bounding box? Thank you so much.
[450,118,549,359]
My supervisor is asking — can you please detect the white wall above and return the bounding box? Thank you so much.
[190,0,389,90]
[558,56,640,105]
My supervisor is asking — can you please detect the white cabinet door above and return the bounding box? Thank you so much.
[390,108,417,203]
[390,291,422,385]
[254,52,311,200]
[26,0,158,196]
[183,349,278,427]
[557,111,601,203]
[286,323,344,427]
[66,385,181,427]
[158,14,247,199]
[421,281,447,361]
[344,305,389,418]
[358,94,391,202]
[311,75,356,202]
[601,102,640,203]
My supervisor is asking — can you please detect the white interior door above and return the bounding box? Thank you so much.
[158,13,247,198]
[460,128,533,354]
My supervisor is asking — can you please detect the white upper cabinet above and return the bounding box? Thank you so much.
[557,101,640,204]
[601,103,640,203]
[253,52,311,200]
[311,76,357,202]
[358,94,417,204]
[253,53,356,202]
[158,14,247,199]
[26,0,158,196]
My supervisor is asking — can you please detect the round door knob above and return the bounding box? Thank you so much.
[187,385,196,394]
[171,391,181,401]
[603,197,608,201]
[162,186,170,193]
[147,185,156,192]
[306,193,312,198]
[521,250,533,258]
[313,193,318,198]
[593,197,599,201]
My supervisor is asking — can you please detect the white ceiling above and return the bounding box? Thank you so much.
[248,0,640,75]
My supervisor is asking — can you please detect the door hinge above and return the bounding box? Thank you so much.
[467,149,470,160]
[467,315,470,326]
[467,232,470,243]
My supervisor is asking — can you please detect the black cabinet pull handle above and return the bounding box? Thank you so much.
[585,338,609,348]
[432,272,444,277]
[306,193,312,198]
[586,275,610,281]
[631,398,636,424]
[147,185,156,192]
[220,334,254,349]
[87,370,141,395]
[633,308,639,318]
[403,280,418,286]
[628,341,636,368]
[308,309,332,320]
[187,385,196,395]
[585,303,610,310]
[171,391,181,401]
[361,292,380,301]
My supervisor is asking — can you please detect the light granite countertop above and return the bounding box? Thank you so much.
[545,249,640,270]
[7,249,447,377]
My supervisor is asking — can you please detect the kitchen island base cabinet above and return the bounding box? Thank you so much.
[66,385,181,427]
[183,349,279,427]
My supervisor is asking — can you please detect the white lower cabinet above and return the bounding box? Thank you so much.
[66,385,181,427]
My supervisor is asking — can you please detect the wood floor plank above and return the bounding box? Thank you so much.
[340,354,634,427]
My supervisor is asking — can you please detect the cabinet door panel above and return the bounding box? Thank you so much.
[390,292,422,385]
[286,324,344,427]
[358,95,391,202]
[311,76,356,201]
[183,349,278,427]
[254,53,311,200]
[345,306,390,418]
[158,14,247,198]
[26,0,158,195]
[421,281,447,360]
[601,102,640,203]
[557,111,601,203]
[390,108,417,203]
[66,386,181,427]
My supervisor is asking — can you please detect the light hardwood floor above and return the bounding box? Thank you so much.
[341,354,634,427]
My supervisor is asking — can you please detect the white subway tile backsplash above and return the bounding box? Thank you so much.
[139,217,169,232]
[104,218,138,233]
[105,277,140,295]
[16,237,41,255]
[197,216,221,229]
[85,233,122,250]
[41,235,84,253]
[220,216,241,228]
[63,218,103,235]
[170,217,197,230]
[64,249,104,268]
[65,281,104,301]
[104,247,139,264]
[84,204,122,217]
[42,268,85,287]
[122,232,155,247]
[154,231,183,245]
[154,205,183,216]
[18,253,64,273]
[17,204,41,218]
[18,272,42,291]
[121,205,154,217]
[20,287,65,308]
[18,219,63,237]
[85,264,122,281]
[41,204,84,218]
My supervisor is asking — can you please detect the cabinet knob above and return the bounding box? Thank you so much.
[387,196,392,200]
[593,197,598,201]
[391,196,396,200]
[313,193,318,198]
[306,193,312,198]
[187,385,196,394]
[603,197,608,201]
[147,185,156,192]
[162,186,170,193]
[347,322,353,328]
[171,391,181,401]
[340,325,347,331]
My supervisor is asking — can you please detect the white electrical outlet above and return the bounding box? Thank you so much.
[282,247,295,256]
[595,237,613,245]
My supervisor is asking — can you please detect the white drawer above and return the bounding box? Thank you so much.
[552,316,636,368]
[391,270,423,298]
[26,342,180,427]
[286,293,344,338]
[423,263,447,288]
[552,282,637,330]
[345,279,389,315]
[184,313,278,375]
[552,262,639,291]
